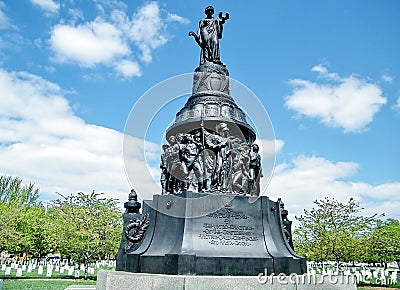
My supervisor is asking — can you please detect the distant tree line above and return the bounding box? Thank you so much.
[0,175,122,279]
[294,196,400,268]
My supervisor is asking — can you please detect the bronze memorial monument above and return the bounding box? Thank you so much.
[115,5,306,277]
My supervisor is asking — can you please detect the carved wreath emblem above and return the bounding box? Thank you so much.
[124,214,150,251]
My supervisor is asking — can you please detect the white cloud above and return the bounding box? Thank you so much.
[67,8,84,24]
[115,59,141,78]
[392,96,400,111]
[381,73,394,84]
[34,38,42,48]
[30,0,59,16]
[256,139,284,158]
[0,2,17,30]
[0,68,159,204]
[0,1,10,29]
[130,3,167,63]
[285,65,387,133]
[167,13,190,24]
[50,19,129,67]
[48,2,188,78]
[111,2,169,63]
[264,155,400,224]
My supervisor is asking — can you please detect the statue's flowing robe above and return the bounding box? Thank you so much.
[198,18,222,65]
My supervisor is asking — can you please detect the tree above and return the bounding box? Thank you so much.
[294,197,379,264]
[0,175,39,207]
[369,219,400,268]
[0,202,23,253]
[20,205,59,258]
[49,191,122,279]
[0,175,42,255]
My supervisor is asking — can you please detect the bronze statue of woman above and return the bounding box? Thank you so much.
[189,6,229,65]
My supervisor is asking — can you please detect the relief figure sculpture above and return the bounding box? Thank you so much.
[232,144,251,195]
[204,123,233,192]
[182,133,204,192]
[249,144,262,196]
[160,144,170,195]
[166,134,188,194]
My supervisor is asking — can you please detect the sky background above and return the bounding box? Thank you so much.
[0,0,399,222]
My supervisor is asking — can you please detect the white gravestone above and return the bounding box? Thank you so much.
[27,264,32,273]
[74,269,80,278]
[60,267,65,274]
[55,265,59,272]
[38,265,43,275]
[68,267,74,276]
[16,268,23,277]
[5,267,11,275]
[1,264,6,271]
[46,267,52,277]
[21,265,26,271]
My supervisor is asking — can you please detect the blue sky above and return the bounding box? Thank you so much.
[0,0,399,220]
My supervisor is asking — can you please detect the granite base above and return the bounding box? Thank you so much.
[96,270,357,290]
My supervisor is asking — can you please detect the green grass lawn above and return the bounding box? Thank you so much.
[1,279,96,290]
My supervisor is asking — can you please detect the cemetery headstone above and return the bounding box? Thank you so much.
[38,265,43,275]
[21,265,26,271]
[27,264,32,273]
[74,269,80,278]
[46,267,52,277]
[60,267,65,274]
[16,268,22,277]
[1,264,6,271]
[68,267,74,276]
[4,267,11,275]
[390,271,398,284]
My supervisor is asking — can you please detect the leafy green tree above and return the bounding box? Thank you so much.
[0,202,23,253]
[0,175,39,207]
[0,175,43,255]
[49,191,122,279]
[20,205,59,258]
[294,197,378,264]
[369,219,400,268]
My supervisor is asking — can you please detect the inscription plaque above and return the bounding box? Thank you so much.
[198,203,258,247]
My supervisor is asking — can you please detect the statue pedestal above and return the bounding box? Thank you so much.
[97,271,357,290]
[116,192,305,276]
